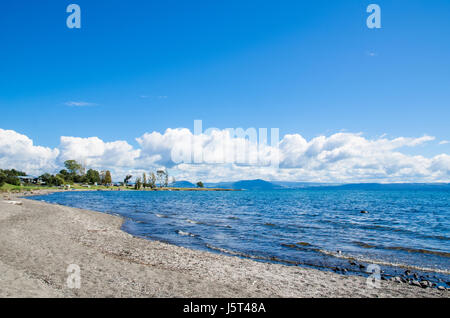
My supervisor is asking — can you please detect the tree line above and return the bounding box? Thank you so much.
[131,169,174,190]
[0,169,26,187]
[0,160,206,189]
[37,160,113,186]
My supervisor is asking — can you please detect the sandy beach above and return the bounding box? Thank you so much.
[0,190,448,298]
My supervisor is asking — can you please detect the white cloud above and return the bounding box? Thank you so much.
[0,128,449,183]
[65,101,97,107]
[57,136,142,178]
[0,129,59,176]
[439,140,449,145]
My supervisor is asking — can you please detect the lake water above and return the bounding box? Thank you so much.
[31,188,450,285]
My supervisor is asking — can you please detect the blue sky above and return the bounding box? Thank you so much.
[0,1,449,182]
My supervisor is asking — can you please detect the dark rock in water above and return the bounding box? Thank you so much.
[360,210,369,214]
[349,261,357,266]
[381,276,387,281]
[419,281,430,288]
[281,243,297,248]
[446,281,450,286]
[393,277,402,283]
[413,273,419,280]
[437,286,445,291]
[404,270,411,276]
[411,280,421,287]
[359,264,366,269]
[342,268,348,273]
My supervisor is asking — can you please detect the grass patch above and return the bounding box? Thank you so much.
[0,183,58,193]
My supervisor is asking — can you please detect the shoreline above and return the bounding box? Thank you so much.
[0,190,448,298]
[1,187,240,195]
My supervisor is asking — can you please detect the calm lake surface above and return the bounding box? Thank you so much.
[31,188,450,283]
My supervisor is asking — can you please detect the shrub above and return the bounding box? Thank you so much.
[0,171,6,187]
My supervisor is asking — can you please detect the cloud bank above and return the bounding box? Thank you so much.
[0,128,449,183]
[65,101,97,107]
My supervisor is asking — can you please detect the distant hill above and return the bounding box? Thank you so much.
[172,181,196,188]
[180,180,450,191]
[271,181,341,188]
[320,183,450,191]
[230,179,284,190]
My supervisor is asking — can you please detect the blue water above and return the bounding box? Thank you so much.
[31,188,450,283]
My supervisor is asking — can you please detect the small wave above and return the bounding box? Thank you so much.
[322,219,450,242]
[205,244,299,265]
[186,219,202,224]
[385,246,450,258]
[264,223,276,227]
[353,241,377,249]
[317,249,450,275]
[368,225,450,242]
[155,214,168,218]
[281,244,297,249]
[281,242,312,249]
[176,230,197,237]
[227,216,240,220]
[215,224,232,229]
[353,241,450,258]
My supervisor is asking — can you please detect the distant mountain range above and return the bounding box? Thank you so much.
[172,181,197,188]
[174,179,450,191]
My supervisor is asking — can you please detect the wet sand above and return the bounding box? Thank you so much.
[0,190,448,298]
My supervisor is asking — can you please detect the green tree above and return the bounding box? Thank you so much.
[0,169,21,186]
[124,175,132,186]
[104,170,112,185]
[59,169,72,183]
[142,172,147,189]
[54,175,65,186]
[164,171,169,187]
[134,177,142,190]
[39,173,53,185]
[64,160,82,175]
[196,181,204,188]
[9,169,27,177]
[0,170,6,187]
[149,172,156,189]
[157,170,166,188]
[85,169,100,184]
[56,173,66,184]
